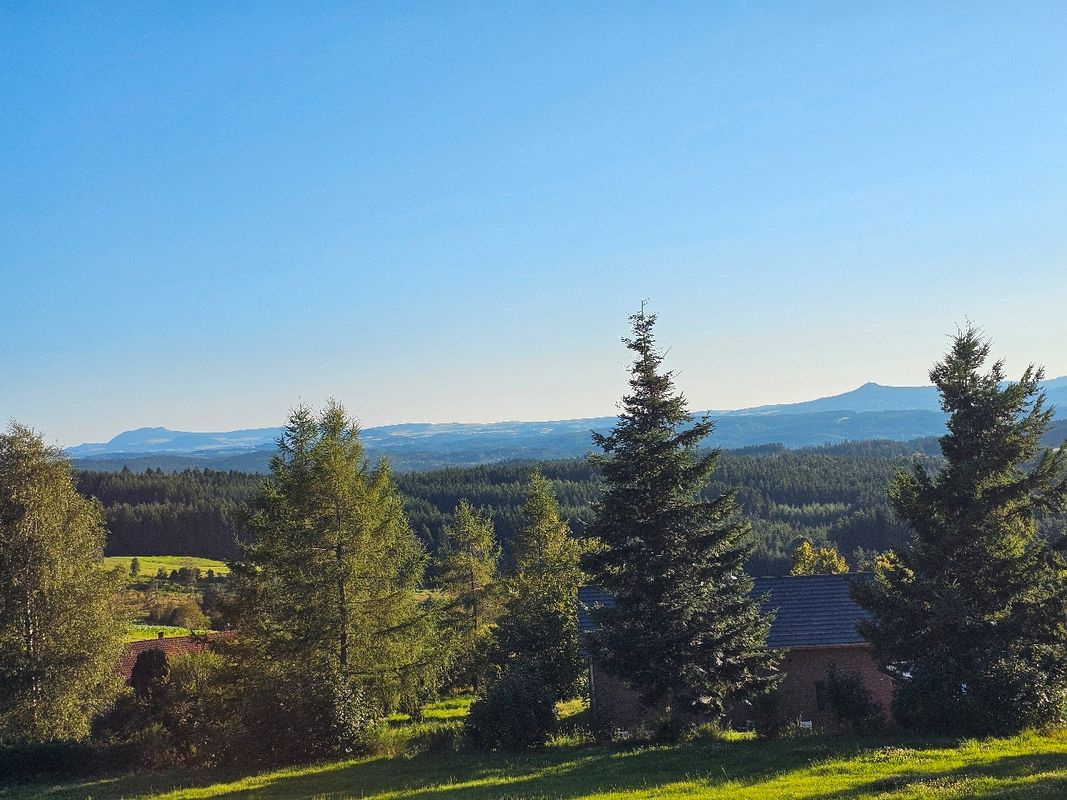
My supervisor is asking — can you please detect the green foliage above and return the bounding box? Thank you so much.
[81,443,952,578]
[790,540,849,575]
[129,650,170,701]
[95,649,239,768]
[77,469,258,560]
[586,310,779,719]
[435,500,502,691]
[0,423,125,744]
[855,326,1067,735]
[465,666,556,750]
[143,596,208,630]
[229,403,439,760]
[817,664,885,735]
[491,471,584,700]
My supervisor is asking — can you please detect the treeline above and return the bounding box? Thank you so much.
[75,468,257,560]
[80,438,946,575]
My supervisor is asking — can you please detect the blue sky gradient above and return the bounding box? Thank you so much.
[3,2,1066,445]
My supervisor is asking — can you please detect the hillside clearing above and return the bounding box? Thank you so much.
[5,730,1064,799]
[102,556,229,579]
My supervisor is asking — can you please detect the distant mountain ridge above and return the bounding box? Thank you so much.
[67,378,1067,472]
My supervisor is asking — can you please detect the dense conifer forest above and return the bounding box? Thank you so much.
[77,438,953,574]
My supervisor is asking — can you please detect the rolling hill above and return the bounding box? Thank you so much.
[68,378,1067,472]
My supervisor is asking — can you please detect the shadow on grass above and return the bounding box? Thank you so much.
[7,734,1065,799]
[810,750,1067,800]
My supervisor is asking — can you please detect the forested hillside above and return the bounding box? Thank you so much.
[77,438,956,574]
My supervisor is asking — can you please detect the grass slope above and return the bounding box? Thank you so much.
[124,624,208,642]
[6,731,1064,799]
[102,556,230,579]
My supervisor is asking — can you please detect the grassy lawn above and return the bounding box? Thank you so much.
[124,623,208,642]
[102,556,230,581]
[4,724,1063,799]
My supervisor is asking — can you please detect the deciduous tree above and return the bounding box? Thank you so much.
[790,540,849,575]
[436,500,501,690]
[230,403,437,758]
[491,471,584,700]
[0,423,125,743]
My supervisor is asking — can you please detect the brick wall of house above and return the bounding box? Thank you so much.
[589,662,652,728]
[588,643,893,731]
[758,644,893,728]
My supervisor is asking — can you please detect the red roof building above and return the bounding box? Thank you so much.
[116,631,235,680]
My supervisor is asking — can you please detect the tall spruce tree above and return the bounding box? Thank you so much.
[0,423,125,743]
[587,309,778,718]
[435,500,501,691]
[855,327,1067,734]
[491,471,584,700]
[231,403,437,757]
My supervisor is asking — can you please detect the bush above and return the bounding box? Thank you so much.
[0,740,103,778]
[750,692,790,739]
[94,650,238,768]
[465,667,556,750]
[144,596,208,630]
[819,664,885,735]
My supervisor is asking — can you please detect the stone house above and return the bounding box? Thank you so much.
[577,573,893,729]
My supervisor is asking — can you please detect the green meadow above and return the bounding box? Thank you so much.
[124,624,207,642]
[102,556,230,580]
[4,699,1063,800]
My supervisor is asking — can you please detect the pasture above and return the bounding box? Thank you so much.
[102,556,229,582]
[124,623,205,642]
[4,700,1063,799]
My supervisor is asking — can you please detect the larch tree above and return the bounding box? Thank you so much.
[587,308,779,719]
[0,423,125,743]
[230,403,437,758]
[854,326,1067,734]
[435,500,501,691]
[491,470,584,700]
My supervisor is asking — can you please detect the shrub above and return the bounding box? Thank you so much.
[749,691,788,739]
[0,740,103,778]
[465,667,555,750]
[144,596,207,630]
[129,649,170,701]
[819,664,885,735]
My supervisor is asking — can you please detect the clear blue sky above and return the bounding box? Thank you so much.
[3,2,1066,446]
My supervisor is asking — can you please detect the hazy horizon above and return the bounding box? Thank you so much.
[5,4,1066,446]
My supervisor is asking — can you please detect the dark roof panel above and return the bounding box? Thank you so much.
[754,574,870,648]
[577,574,871,653]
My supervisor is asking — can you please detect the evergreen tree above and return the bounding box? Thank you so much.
[230,403,437,757]
[587,309,779,719]
[0,423,125,743]
[855,326,1067,734]
[491,471,584,700]
[435,500,501,690]
[790,540,849,575]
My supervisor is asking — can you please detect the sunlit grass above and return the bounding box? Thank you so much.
[102,556,230,581]
[6,728,1063,799]
[124,623,211,642]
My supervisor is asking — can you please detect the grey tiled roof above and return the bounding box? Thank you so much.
[577,573,871,654]
[754,573,870,648]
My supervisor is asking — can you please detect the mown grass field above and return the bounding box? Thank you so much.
[4,699,1064,800]
[102,556,230,580]
[124,623,208,642]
